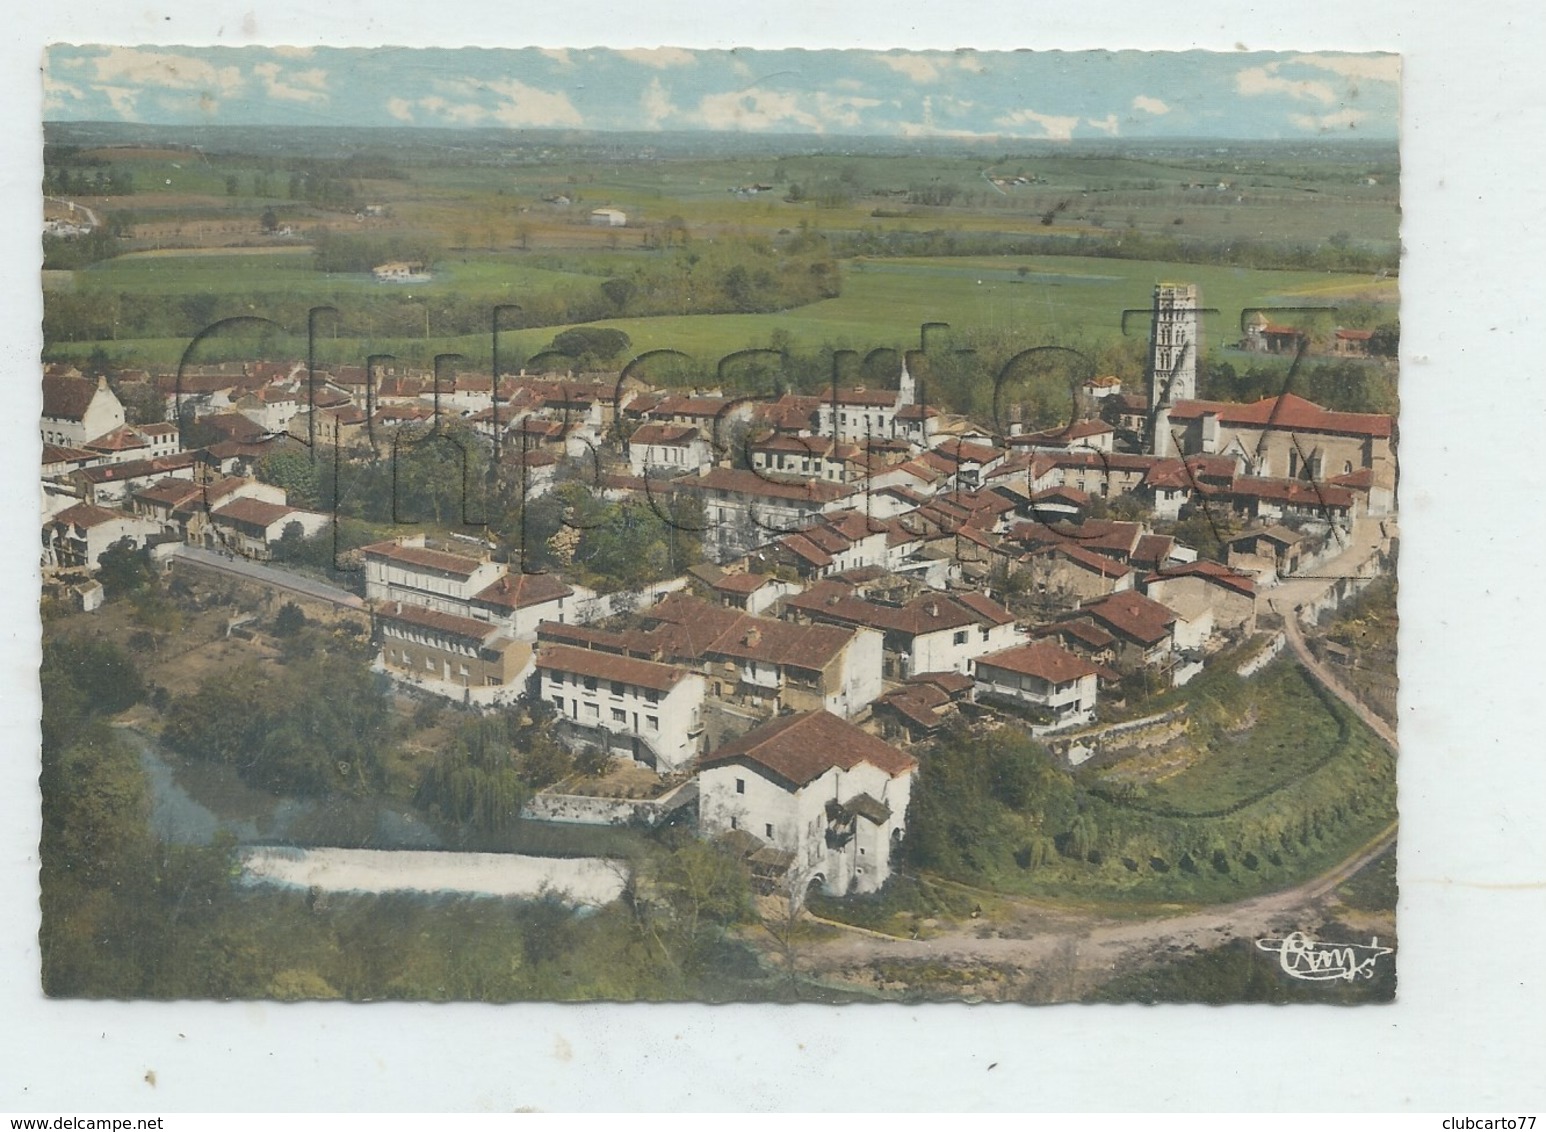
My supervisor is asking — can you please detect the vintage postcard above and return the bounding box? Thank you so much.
[37,45,1399,1005]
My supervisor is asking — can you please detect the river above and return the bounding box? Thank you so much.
[124,727,627,905]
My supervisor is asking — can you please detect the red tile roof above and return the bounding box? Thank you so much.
[377,601,506,647]
[629,422,703,447]
[473,572,574,611]
[682,467,854,504]
[51,502,134,530]
[41,374,102,421]
[362,540,486,579]
[85,425,151,453]
[701,710,916,789]
[211,498,296,529]
[535,642,691,693]
[1145,559,1256,598]
[786,582,1012,637]
[976,643,1098,684]
[1079,591,1177,647]
[1168,393,1392,439]
[1231,477,1355,509]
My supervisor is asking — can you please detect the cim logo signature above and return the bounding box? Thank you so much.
[1255,932,1393,982]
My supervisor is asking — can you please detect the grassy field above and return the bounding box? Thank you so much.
[1098,664,1349,816]
[54,249,1397,371]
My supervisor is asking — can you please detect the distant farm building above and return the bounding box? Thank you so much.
[372,261,431,283]
[589,208,627,227]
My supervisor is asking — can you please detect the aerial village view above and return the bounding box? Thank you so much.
[37,46,1400,1003]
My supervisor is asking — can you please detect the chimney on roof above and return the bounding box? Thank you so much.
[925,601,939,617]
[744,628,760,647]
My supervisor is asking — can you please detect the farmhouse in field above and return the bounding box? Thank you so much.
[372,261,431,282]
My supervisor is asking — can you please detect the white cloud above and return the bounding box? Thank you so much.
[1132,94,1170,115]
[695,87,822,132]
[482,78,584,128]
[1086,114,1120,136]
[41,60,85,113]
[90,47,244,97]
[1291,53,1401,84]
[995,108,1080,141]
[954,51,986,74]
[538,48,574,68]
[385,97,415,123]
[641,77,677,127]
[833,77,865,92]
[815,92,883,130]
[270,47,315,59]
[1290,108,1369,132]
[877,54,942,84]
[251,61,328,104]
[100,85,138,118]
[412,78,583,129]
[616,47,697,69]
[1235,63,1336,105]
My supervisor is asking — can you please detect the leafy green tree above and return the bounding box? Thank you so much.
[257,448,321,507]
[549,326,632,364]
[273,601,307,636]
[97,538,154,599]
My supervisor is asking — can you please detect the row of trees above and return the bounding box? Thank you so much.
[44,165,135,196]
[904,667,1396,900]
[828,225,1398,276]
[161,653,392,797]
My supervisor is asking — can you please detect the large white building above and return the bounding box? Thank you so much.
[533,643,706,772]
[41,373,126,450]
[362,537,508,618]
[698,710,917,897]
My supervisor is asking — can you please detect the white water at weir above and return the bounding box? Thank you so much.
[240,847,628,906]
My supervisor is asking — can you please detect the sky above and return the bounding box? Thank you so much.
[42,45,1400,140]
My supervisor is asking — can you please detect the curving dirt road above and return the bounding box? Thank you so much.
[799,819,1396,994]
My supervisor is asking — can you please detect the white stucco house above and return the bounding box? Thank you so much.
[533,643,706,772]
[972,642,1100,726]
[697,710,917,898]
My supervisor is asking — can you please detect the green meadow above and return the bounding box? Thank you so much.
[54,249,1396,370]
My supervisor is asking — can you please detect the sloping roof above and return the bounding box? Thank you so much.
[42,444,98,466]
[42,374,101,421]
[1231,477,1355,509]
[1033,619,1117,651]
[976,643,1098,683]
[1145,559,1256,598]
[50,502,134,530]
[1080,590,1178,646]
[84,425,151,453]
[535,642,691,693]
[362,540,486,579]
[377,601,504,647]
[701,710,916,789]
[682,467,854,504]
[711,572,775,596]
[1168,393,1392,439]
[134,477,203,509]
[785,582,1008,638]
[211,498,296,529]
[1131,534,1176,571]
[473,571,574,611]
[629,422,702,447]
[1024,542,1133,580]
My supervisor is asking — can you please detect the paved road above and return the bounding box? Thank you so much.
[172,545,365,609]
[1280,614,1398,748]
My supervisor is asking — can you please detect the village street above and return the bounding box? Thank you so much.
[172,544,364,609]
